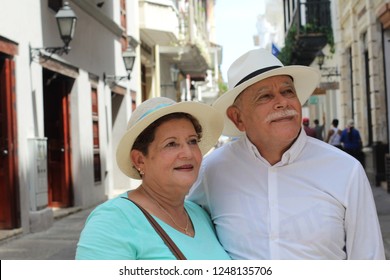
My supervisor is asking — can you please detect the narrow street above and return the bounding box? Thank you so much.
[0,206,93,259]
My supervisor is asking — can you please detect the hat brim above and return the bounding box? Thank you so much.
[116,101,223,179]
[213,66,320,137]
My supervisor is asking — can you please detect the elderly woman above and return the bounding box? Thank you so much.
[76,97,230,260]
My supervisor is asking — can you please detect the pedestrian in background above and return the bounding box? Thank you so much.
[302,117,316,137]
[188,48,385,260]
[313,117,325,140]
[76,97,230,260]
[340,119,364,167]
[326,118,342,149]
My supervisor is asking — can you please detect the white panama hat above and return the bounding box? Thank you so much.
[213,48,321,137]
[116,97,224,179]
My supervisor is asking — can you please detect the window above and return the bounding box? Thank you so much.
[120,0,127,51]
[91,87,101,182]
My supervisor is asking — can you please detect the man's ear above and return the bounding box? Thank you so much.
[226,105,246,132]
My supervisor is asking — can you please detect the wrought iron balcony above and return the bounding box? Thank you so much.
[139,0,212,78]
[280,0,332,66]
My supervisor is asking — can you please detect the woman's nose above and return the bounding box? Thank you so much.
[179,143,193,157]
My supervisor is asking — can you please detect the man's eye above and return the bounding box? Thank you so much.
[282,89,296,97]
[258,94,272,101]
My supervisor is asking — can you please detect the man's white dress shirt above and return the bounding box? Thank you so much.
[188,130,385,259]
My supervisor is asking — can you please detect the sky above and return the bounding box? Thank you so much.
[214,0,267,81]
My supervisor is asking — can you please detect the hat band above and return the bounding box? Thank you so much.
[137,103,172,122]
[234,65,281,88]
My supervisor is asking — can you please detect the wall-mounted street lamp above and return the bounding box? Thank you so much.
[316,50,340,78]
[170,65,179,86]
[168,64,181,100]
[161,65,179,95]
[104,36,138,84]
[104,48,137,83]
[30,2,77,61]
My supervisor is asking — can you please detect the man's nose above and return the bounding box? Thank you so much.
[273,93,288,109]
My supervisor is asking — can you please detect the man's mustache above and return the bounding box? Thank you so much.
[265,110,298,122]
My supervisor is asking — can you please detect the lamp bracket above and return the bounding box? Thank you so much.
[320,66,340,79]
[103,72,131,84]
[30,45,71,63]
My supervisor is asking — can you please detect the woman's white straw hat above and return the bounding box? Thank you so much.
[213,48,321,137]
[116,97,224,179]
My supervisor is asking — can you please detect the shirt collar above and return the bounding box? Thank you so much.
[243,135,269,165]
[243,129,307,166]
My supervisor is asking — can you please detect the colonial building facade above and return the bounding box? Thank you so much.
[336,0,389,187]
[0,0,220,237]
[282,0,390,189]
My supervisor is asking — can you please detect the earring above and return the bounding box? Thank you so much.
[139,169,144,175]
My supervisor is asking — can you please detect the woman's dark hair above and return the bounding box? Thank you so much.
[132,112,203,156]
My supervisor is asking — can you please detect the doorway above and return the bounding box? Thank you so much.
[0,55,19,229]
[43,68,74,208]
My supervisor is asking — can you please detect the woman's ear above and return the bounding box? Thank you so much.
[130,149,145,171]
[227,105,246,132]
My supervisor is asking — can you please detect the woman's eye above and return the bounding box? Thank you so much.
[166,141,178,147]
[188,138,199,145]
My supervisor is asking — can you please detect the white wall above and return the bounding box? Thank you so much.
[0,0,137,231]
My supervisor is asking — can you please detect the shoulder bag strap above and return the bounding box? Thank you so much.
[122,197,187,260]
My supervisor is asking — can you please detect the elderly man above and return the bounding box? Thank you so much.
[188,48,385,260]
